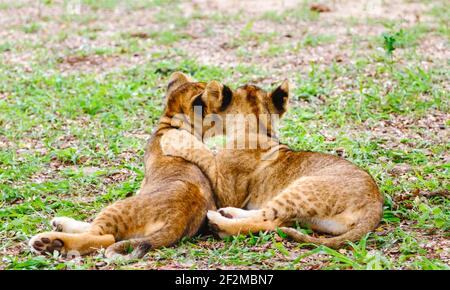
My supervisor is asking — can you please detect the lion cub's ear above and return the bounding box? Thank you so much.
[203,80,233,112]
[269,80,289,115]
[166,71,193,96]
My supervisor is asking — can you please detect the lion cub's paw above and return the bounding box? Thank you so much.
[207,210,231,239]
[29,232,65,255]
[160,129,193,157]
[51,217,66,232]
[217,207,256,219]
[51,217,91,233]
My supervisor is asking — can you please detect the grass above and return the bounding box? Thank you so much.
[0,0,449,270]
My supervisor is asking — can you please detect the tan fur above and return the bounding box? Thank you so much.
[29,72,216,259]
[161,80,383,248]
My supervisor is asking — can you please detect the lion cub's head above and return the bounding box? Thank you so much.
[202,80,289,116]
[162,72,289,140]
[161,72,213,136]
[163,72,205,119]
[198,80,289,138]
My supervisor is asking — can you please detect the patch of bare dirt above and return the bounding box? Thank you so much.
[186,0,301,14]
[0,0,446,76]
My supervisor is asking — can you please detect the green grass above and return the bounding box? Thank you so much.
[0,0,448,270]
[21,22,41,34]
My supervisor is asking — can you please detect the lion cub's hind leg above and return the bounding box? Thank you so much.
[51,217,91,233]
[29,232,115,257]
[207,210,277,238]
[217,207,261,219]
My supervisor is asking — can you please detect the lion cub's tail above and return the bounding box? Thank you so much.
[280,202,383,249]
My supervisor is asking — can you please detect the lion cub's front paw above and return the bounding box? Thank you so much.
[160,131,180,157]
[160,129,194,157]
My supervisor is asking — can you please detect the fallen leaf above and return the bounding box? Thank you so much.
[310,3,331,13]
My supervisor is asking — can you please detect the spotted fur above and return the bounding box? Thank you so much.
[29,72,215,259]
[161,80,383,248]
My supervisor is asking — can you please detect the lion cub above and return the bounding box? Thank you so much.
[161,80,383,248]
[29,72,215,259]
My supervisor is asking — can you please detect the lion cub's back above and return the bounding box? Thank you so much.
[248,150,380,208]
